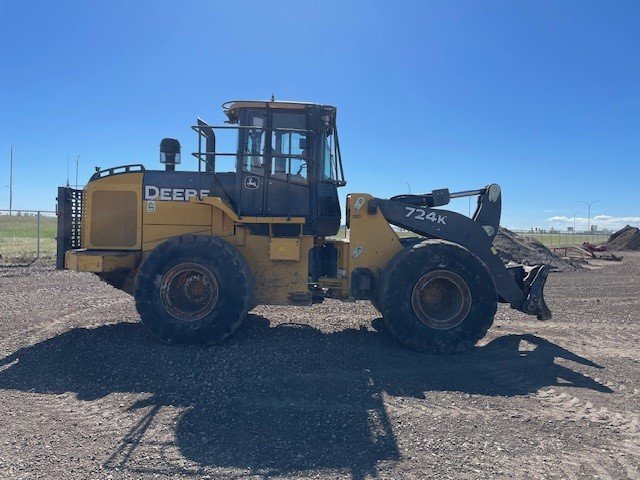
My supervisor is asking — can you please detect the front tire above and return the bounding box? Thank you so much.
[134,235,253,345]
[378,240,497,354]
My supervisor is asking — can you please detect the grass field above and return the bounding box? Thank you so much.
[0,214,57,261]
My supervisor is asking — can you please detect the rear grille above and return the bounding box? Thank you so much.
[70,189,83,248]
[56,187,84,269]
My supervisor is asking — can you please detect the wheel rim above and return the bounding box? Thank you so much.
[411,270,472,330]
[160,263,219,322]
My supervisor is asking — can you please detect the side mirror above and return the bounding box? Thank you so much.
[298,137,307,150]
[160,138,181,169]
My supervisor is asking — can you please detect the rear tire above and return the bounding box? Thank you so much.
[379,239,497,354]
[134,235,253,345]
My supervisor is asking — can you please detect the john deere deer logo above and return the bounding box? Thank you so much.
[244,176,259,189]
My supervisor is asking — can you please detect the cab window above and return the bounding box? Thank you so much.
[242,113,267,174]
[321,127,337,181]
[270,113,308,183]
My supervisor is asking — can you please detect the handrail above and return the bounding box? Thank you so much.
[90,164,145,181]
[192,124,312,134]
[191,152,312,160]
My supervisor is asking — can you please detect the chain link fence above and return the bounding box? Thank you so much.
[337,226,610,247]
[0,210,57,264]
[0,208,613,265]
[511,229,610,248]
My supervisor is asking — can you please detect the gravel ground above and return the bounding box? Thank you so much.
[0,255,639,479]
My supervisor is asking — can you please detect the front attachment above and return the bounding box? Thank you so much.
[506,263,552,320]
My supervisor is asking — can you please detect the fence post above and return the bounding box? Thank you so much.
[36,211,41,259]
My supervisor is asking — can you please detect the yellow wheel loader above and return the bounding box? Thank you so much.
[57,100,551,353]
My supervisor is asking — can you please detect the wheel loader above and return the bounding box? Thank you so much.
[56,99,551,353]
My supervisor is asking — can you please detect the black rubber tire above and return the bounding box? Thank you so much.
[134,235,253,345]
[378,239,497,354]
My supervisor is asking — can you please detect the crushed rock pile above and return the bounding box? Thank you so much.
[605,225,640,251]
[493,227,580,272]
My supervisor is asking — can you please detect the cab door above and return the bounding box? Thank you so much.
[237,112,267,216]
[266,112,311,217]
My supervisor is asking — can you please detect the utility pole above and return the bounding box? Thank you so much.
[9,144,13,214]
[579,200,599,233]
[75,155,80,188]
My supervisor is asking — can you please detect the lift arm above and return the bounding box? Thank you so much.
[369,184,551,320]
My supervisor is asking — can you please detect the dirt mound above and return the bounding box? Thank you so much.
[605,225,640,251]
[493,228,580,272]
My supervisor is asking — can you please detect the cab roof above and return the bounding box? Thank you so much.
[222,100,337,124]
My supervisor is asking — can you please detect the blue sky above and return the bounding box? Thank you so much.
[1,0,638,229]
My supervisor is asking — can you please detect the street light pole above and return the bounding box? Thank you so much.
[579,200,599,233]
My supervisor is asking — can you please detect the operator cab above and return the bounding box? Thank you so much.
[194,100,346,236]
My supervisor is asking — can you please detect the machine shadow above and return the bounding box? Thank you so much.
[0,315,611,478]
